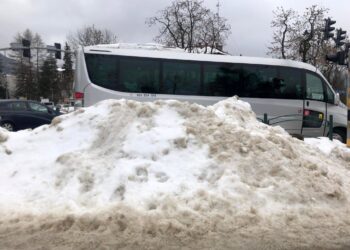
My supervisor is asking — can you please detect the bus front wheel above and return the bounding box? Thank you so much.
[332,128,346,143]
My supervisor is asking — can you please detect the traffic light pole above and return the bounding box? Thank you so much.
[0,46,71,56]
[348,59,350,147]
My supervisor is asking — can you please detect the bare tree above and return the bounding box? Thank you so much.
[197,12,231,53]
[268,7,297,59]
[269,5,349,101]
[269,5,329,67]
[67,25,118,50]
[296,5,328,65]
[147,0,231,53]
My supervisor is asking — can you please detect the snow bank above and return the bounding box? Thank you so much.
[0,97,350,249]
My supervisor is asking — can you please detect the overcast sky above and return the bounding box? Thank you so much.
[0,0,349,57]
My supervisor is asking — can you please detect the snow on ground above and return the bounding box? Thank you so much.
[0,97,349,250]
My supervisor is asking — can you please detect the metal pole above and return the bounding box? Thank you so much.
[329,115,333,141]
[37,47,39,85]
[263,113,269,124]
[347,50,350,147]
[347,69,350,147]
[4,50,9,99]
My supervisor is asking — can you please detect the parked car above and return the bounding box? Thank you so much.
[41,101,55,109]
[0,100,61,131]
[56,104,75,114]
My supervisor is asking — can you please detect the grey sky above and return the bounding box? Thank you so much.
[0,0,349,57]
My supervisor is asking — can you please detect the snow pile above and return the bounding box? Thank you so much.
[94,42,185,52]
[305,137,350,163]
[0,97,350,249]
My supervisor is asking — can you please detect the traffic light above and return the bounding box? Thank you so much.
[22,39,31,58]
[337,51,346,65]
[344,43,350,65]
[323,18,336,40]
[326,51,347,65]
[335,29,347,47]
[345,43,350,55]
[54,43,61,59]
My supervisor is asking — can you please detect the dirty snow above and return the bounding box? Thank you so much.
[0,97,349,250]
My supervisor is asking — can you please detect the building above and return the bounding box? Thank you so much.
[0,53,16,98]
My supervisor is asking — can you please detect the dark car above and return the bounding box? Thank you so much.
[0,100,61,131]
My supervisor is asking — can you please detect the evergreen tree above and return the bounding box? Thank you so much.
[38,54,59,102]
[61,42,74,99]
[14,56,34,99]
[12,29,45,100]
[0,56,6,98]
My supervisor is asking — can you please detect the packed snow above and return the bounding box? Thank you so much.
[0,97,349,249]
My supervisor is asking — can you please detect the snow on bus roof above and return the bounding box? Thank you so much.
[83,43,318,72]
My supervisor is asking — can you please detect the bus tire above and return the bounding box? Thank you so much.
[332,128,346,143]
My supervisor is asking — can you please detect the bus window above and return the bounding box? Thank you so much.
[305,73,325,101]
[162,61,201,95]
[241,65,278,98]
[203,63,241,97]
[278,68,304,99]
[85,54,119,91]
[120,58,160,93]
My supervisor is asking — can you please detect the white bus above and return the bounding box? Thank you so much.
[74,43,347,142]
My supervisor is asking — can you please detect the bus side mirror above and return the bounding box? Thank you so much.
[335,92,340,105]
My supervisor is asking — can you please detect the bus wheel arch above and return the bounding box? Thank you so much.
[331,127,346,143]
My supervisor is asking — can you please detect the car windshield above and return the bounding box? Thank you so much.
[29,102,48,113]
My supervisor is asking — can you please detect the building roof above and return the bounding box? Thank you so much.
[0,53,16,75]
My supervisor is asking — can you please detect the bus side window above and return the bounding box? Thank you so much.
[305,73,325,101]
[162,61,201,95]
[241,65,277,98]
[120,58,160,93]
[85,54,119,91]
[202,63,240,97]
[278,68,303,99]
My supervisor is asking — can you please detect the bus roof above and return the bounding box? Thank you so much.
[83,43,318,73]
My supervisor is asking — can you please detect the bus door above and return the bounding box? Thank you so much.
[302,72,327,137]
[241,66,304,135]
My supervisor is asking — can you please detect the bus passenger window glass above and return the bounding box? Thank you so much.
[120,58,160,93]
[203,64,241,97]
[278,68,304,99]
[241,65,278,98]
[306,73,324,101]
[162,61,201,95]
[85,54,119,91]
